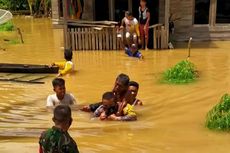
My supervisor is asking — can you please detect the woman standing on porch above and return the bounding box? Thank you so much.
[139,0,150,50]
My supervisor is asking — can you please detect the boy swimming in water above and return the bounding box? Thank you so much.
[51,48,74,77]
[125,43,143,59]
[39,105,79,153]
[46,78,76,107]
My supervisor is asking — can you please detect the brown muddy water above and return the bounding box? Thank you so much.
[0,17,230,153]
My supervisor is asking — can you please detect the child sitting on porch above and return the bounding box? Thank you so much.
[51,48,74,77]
[125,43,143,59]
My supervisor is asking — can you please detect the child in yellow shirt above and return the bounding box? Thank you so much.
[51,49,74,77]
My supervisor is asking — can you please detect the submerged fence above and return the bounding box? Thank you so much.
[64,20,168,51]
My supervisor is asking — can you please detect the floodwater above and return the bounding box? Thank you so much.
[0,17,230,153]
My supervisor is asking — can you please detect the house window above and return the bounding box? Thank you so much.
[194,0,210,24]
[216,0,230,23]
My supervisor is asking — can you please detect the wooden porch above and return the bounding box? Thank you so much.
[60,0,170,51]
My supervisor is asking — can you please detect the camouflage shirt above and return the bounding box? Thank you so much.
[39,126,79,153]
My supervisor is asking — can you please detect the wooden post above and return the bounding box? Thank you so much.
[209,0,217,27]
[109,0,115,21]
[164,0,170,49]
[113,28,116,50]
[128,0,132,13]
[106,28,109,50]
[78,28,82,50]
[62,0,70,50]
[71,28,75,50]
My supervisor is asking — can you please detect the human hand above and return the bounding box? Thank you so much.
[108,114,120,121]
[100,111,107,120]
[56,73,62,77]
[80,105,91,112]
[144,25,146,31]
[138,38,141,45]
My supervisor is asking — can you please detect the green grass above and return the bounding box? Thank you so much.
[161,60,197,84]
[0,21,14,31]
[206,94,230,131]
[8,39,20,44]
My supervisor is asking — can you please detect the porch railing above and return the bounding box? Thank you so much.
[149,24,168,49]
[65,21,168,51]
[65,20,122,50]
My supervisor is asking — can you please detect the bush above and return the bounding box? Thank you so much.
[0,0,29,11]
[206,94,230,131]
[0,21,14,31]
[161,60,197,84]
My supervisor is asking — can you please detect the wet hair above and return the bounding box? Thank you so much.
[131,44,137,49]
[52,78,65,87]
[53,105,71,123]
[116,73,130,86]
[102,92,115,100]
[64,48,73,61]
[129,81,139,90]
[126,11,133,17]
[140,0,147,3]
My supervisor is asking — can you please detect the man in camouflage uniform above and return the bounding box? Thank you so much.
[39,105,79,153]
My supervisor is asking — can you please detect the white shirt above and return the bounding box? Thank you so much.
[46,93,76,107]
[124,17,138,32]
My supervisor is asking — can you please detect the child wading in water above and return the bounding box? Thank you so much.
[125,43,143,59]
[39,105,79,153]
[46,78,76,107]
[51,48,74,77]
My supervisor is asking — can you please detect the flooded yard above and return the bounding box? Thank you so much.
[0,17,230,153]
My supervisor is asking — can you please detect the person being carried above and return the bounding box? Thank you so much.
[94,91,137,121]
[47,78,76,107]
[108,90,137,121]
[93,92,118,120]
[39,105,79,153]
[51,48,74,77]
[139,0,150,49]
[120,12,141,47]
[125,43,143,59]
[81,73,130,112]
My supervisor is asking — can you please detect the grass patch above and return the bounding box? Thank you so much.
[8,39,20,44]
[161,60,198,84]
[0,21,14,31]
[206,94,230,131]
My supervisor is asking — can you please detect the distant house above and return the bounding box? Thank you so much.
[51,0,230,43]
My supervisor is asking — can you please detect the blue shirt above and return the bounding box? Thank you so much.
[125,47,142,58]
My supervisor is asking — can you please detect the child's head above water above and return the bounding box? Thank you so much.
[64,48,73,61]
[102,92,116,109]
[52,105,72,131]
[52,78,66,100]
[130,44,138,53]
[128,81,139,98]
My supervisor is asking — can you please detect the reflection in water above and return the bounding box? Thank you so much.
[1,17,230,153]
